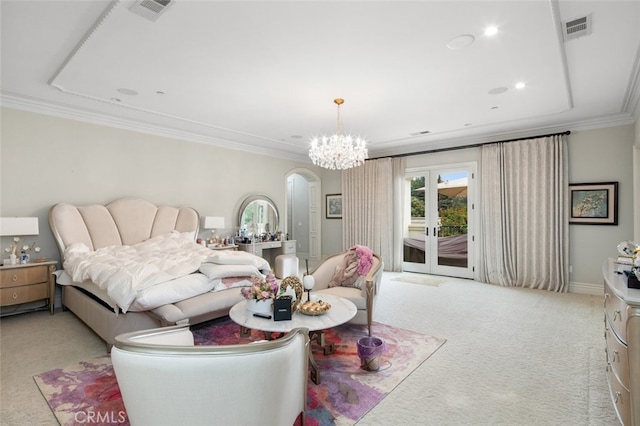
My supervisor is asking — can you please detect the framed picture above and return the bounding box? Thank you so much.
[569,182,618,225]
[326,194,343,219]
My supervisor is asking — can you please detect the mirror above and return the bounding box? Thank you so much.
[238,194,279,238]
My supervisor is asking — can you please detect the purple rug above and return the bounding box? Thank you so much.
[34,319,445,425]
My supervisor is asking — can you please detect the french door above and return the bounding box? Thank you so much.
[402,164,475,278]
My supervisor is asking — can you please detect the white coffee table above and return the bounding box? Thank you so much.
[229,293,357,384]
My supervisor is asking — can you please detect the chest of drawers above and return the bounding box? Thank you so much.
[0,260,57,316]
[603,259,640,425]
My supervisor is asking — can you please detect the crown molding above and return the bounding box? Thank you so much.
[0,92,310,164]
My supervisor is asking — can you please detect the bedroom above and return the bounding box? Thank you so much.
[1,0,640,424]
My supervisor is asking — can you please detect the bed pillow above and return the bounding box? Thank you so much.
[205,251,270,270]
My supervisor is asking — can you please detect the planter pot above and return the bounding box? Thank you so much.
[246,298,273,316]
[357,337,386,372]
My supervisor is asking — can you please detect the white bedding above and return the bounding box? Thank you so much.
[63,232,270,312]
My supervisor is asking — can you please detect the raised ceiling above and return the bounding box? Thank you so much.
[2,0,639,163]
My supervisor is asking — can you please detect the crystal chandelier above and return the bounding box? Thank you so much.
[309,98,368,170]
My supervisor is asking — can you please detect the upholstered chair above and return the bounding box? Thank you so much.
[111,325,309,426]
[307,249,383,336]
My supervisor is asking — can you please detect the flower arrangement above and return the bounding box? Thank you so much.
[4,237,40,258]
[240,273,279,301]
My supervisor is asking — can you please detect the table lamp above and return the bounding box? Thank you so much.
[202,216,225,243]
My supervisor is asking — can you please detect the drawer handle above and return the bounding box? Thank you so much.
[12,292,18,300]
[612,350,619,363]
[12,274,18,282]
[613,310,621,321]
[614,392,622,404]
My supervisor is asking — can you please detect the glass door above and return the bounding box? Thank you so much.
[403,171,430,274]
[403,165,474,278]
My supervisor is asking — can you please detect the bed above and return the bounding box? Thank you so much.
[49,198,270,348]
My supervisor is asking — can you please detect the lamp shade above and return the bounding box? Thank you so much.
[202,216,225,230]
[0,217,39,236]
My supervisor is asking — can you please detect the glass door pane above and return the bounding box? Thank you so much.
[436,171,469,270]
[403,173,430,273]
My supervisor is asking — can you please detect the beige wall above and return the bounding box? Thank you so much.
[567,125,635,288]
[0,107,327,264]
[1,107,636,289]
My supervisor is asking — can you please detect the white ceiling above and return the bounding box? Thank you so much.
[2,0,640,163]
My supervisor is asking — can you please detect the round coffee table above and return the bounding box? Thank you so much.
[229,293,356,384]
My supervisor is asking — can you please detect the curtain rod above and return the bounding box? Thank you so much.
[371,130,571,159]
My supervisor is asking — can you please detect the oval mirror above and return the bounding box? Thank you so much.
[238,194,279,238]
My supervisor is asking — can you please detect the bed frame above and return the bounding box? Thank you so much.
[49,198,243,349]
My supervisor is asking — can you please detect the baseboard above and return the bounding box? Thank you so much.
[568,281,603,296]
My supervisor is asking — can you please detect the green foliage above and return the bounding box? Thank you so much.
[411,176,425,217]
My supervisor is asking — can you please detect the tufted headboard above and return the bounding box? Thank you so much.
[49,198,199,262]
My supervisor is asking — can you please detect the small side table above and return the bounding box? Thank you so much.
[0,260,57,316]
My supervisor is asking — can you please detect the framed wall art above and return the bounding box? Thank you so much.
[326,194,343,219]
[569,182,618,225]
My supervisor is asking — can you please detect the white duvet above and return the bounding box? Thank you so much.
[63,232,270,313]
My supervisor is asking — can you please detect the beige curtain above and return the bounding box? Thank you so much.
[479,134,568,291]
[342,157,406,271]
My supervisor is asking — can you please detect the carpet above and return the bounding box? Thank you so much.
[392,274,443,287]
[33,319,445,426]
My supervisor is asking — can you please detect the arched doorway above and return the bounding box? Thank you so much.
[285,168,321,269]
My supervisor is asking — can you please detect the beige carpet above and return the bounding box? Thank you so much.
[392,273,443,287]
[1,272,618,425]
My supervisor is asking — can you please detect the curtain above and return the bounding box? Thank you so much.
[342,157,406,271]
[479,134,568,291]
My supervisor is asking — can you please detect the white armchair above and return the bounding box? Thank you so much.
[308,249,383,336]
[111,325,309,426]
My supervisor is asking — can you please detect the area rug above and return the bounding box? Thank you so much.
[392,273,443,287]
[34,319,445,426]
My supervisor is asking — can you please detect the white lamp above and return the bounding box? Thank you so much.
[0,217,39,236]
[202,216,225,243]
[1,217,40,265]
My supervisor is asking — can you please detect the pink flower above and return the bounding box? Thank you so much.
[241,273,279,301]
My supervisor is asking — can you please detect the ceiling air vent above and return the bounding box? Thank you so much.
[129,0,174,22]
[563,14,592,41]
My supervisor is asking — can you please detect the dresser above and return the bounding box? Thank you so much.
[0,260,57,316]
[237,240,296,266]
[603,259,640,425]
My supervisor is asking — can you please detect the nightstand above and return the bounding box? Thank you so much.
[0,260,57,316]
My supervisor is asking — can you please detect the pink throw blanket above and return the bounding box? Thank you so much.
[328,245,374,288]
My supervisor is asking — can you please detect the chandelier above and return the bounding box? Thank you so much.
[309,98,368,170]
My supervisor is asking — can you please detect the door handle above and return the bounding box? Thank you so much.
[425,228,428,236]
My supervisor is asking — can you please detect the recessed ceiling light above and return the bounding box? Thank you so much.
[488,87,508,95]
[111,97,121,102]
[446,34,475,50]
[491,106,499,110]
[117,88,138,96]
[515,82,526,89]
[290,135,302,139]
[156,91,165,95]
[484,26,498,36]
